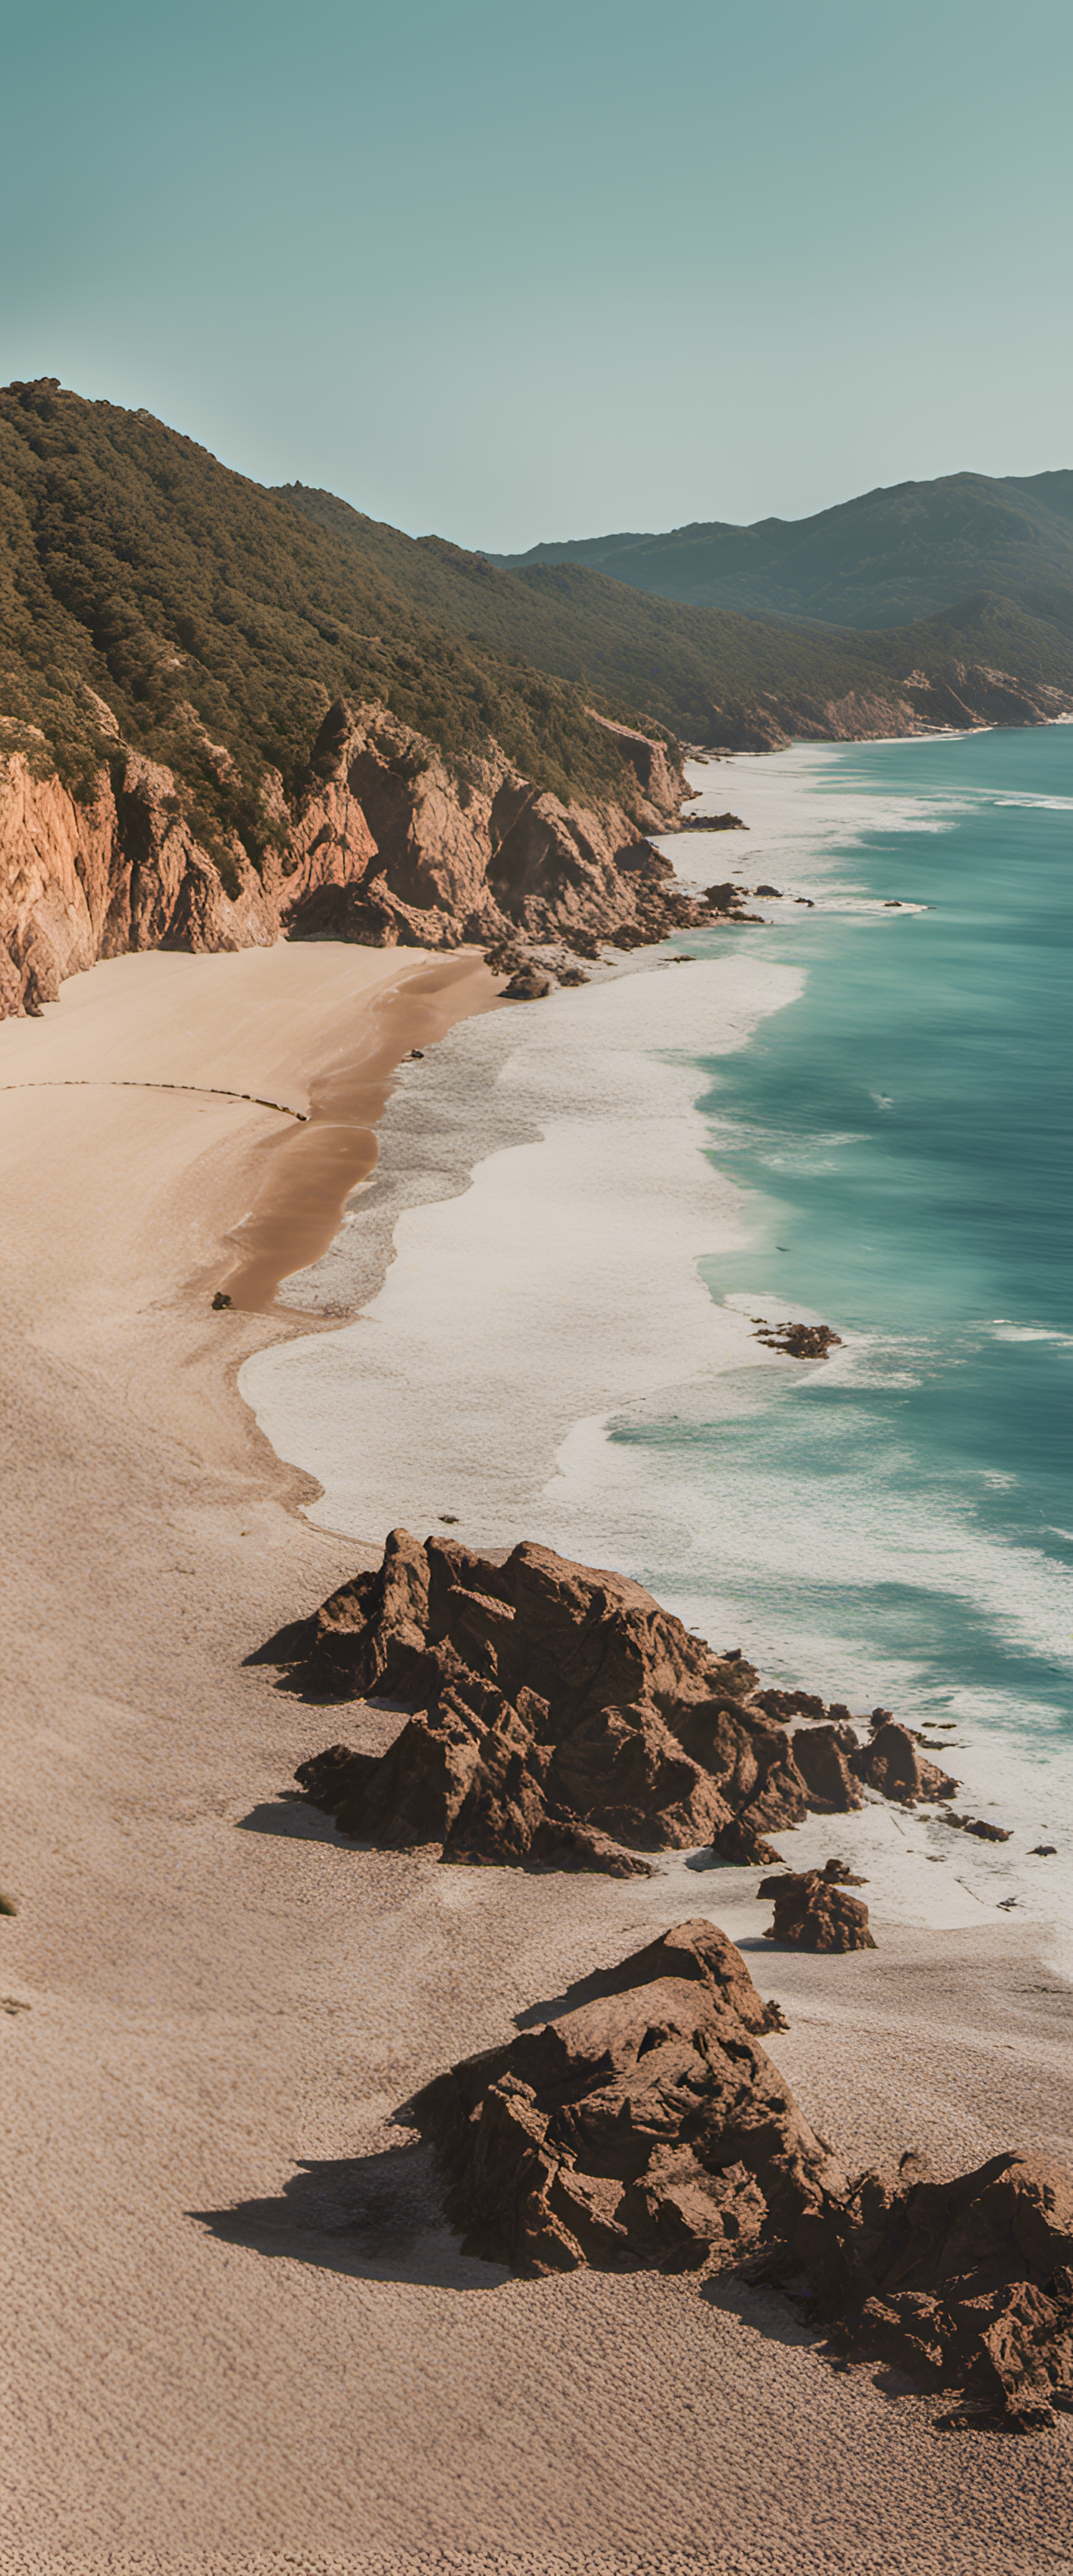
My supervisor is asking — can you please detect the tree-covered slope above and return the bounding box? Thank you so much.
[492,470,1073,630]
[2,383,1071,859]
[277,483,1073,744]
[0,378,639,845]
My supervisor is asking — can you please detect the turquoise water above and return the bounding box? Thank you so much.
[617,728,1072,1833]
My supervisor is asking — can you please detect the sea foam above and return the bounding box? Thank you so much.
[240,738,1072,1949]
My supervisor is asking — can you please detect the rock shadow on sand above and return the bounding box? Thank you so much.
[235,1794,357,1844]
[194,2139,509,2291]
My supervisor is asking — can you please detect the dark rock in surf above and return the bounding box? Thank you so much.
[755,1686,827,1724]
[850,1720,957,1804]
[753,1321,843,1360]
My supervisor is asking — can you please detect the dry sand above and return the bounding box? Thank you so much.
[1,943,1070,2576]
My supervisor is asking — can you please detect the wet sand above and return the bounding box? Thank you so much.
[2,941,1071,2576]
[219,951,497,1310]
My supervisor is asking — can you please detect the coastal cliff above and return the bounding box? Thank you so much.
[0,701,695,1018]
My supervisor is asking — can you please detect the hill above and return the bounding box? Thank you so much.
[2,384,1071,1017]
[279,484,1073,749]
[492,470,1073,629]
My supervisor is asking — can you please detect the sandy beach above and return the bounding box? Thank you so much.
[3,937,1071,2576]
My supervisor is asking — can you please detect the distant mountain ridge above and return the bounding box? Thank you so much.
[492,470,1073,629]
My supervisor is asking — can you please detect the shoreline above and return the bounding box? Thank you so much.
[219,950,500,1310]
[239,739,1071,1951]
[237,945,806,1543]
[3,936,1071,2567]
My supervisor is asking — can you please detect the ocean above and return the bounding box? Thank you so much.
[240,725,1072,1941]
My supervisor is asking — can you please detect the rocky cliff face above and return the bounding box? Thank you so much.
[702,663,1073,754]
[0,698,695,1019]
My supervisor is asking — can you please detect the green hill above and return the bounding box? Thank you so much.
[278,486,1073,739]
[2,384,1071,891]
[492,470,1073,630]
[0,379,640,846]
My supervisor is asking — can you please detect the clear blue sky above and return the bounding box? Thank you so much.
[3,0,1070,550]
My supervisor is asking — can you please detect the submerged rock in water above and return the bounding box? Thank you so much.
[261,1529,958,1872]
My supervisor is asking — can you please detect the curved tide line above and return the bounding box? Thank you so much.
[0,1079,307,1119]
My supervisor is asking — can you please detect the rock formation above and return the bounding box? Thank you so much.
[0,695,699,1018]
[409,1919,844,2275]
[407,1916,1073,2426]
[758,1870,877,1952]
[849,1720,957,1804]
[753,1321,843,1360]
[789,2150,1073,2429]
[265,1529,958,1870]
[789,1723,863,1815]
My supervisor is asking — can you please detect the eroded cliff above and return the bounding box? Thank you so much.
[0,698,695,1018]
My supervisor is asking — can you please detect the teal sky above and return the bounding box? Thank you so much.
[3,0,1070,550]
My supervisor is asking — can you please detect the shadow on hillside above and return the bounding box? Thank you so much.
[193,2140,509,2292]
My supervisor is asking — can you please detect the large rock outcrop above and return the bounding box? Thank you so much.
[407,1918,1073,2426]
[0,695,697,1018]
[409,1920,845,2275]
[268,1528,958,1869]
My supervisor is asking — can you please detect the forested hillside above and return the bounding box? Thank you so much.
[280,481,1073,749]
[2,383,1071,1019]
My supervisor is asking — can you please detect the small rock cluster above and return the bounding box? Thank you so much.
[758,1867,875,1951]
[752,1319,843,1360]
[790,2148,1073,2431]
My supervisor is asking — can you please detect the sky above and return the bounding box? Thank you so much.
[3,0,1070,551]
